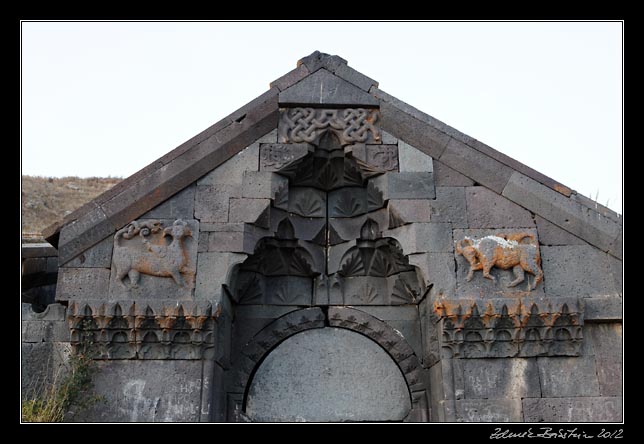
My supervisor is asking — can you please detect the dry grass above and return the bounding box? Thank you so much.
[21,176,122,239]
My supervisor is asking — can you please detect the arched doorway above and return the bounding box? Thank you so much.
[245,327,411,422]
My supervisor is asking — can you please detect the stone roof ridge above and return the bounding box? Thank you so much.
[42,52,622,265]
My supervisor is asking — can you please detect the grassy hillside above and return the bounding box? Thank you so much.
[22,176,122,240]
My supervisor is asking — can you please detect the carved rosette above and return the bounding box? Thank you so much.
[434,298,584,358]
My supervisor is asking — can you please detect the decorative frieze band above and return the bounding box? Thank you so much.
[67,300,220,360]
[433,297,584,358]
[278,108,381,145]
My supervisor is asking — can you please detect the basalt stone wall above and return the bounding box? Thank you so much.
[26,53,622,423]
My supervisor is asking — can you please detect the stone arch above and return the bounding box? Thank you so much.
[235,306,426,416]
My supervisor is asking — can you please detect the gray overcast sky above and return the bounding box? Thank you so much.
[21,21,622,213]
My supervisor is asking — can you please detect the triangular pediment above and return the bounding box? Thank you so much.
[44,51,621,267]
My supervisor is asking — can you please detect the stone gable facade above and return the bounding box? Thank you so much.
[22,51,623,422]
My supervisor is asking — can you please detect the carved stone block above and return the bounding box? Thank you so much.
[453,228,545,298]
[278,108,381,145]
[259,143,313,171]
[347,144,399,172]
[108,219,199,300]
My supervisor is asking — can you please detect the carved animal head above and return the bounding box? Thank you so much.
[164,219,192,239]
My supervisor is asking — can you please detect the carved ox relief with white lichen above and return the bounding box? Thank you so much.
[113,219,194,288]
[455,233,543,291]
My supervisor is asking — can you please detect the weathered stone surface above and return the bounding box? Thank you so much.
[196,138,260,186]
[21,342,71,396]
[387,200,432,224]
[141,185,196,219]
[455,399,523,422]
[608,254,623,293]
[107,219,198,301]
[22,316,69,343]
[371,172,435,200]
[57,204,115,266]
[357,306,422,359]
[541,245,619,298]
[269,64,310,91]
[259,143,312,171]
[195,252,247,301]
[522,397,622,422]
[194,184,240,223]
[534,214,586,246]
[465,186,535,228]
[462,358,540,400]
[348,144,399,172]
[398,140,433,173]
[203,224,266,254]
[22,243,57,259]
[584,295,622,321]
[453,228,544,298]
[408,252,456,297]
[55,267,110,301]
[537,352,600,397]
[502,172,622,258]
[76,360,204,422]
[246,328,411,422]
[375,89,451,159]
[65,236,114,268]
[228,198,271,227]
[279,69,378,107]
[433,160,475,187]
[570,191,622,224]
[587,323,622,396]
[429,187,468,228]
[241,171,288,199]
[328,187,368,218]
[386,223,453,255]
[297,52,378,92]
[440,138,514,194]
[380,130,398,144]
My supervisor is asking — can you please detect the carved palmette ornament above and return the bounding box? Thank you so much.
[434,298,584,358]
[67,300,219,360]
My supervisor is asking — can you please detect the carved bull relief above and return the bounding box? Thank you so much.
[109,219,199,300]
[455,232,543,291]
